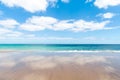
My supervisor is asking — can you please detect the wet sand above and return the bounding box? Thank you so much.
[0,51,120,80]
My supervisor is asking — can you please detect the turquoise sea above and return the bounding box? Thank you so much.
[0,44,120,52]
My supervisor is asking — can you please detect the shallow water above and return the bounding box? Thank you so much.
[0,51,120,80]
[0,44,120,51]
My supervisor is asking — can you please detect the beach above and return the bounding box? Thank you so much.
[0,47,120,80]
[0,0,120,79]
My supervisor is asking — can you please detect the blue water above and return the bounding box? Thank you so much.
[0,44,120,51]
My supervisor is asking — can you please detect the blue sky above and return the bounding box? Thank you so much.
[0,0,120,44]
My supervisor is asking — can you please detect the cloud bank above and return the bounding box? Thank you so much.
[20,16,110,32]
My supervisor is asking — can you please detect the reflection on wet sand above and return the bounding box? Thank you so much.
[0,52,120,80]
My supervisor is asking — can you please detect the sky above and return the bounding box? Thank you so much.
[0,0,120,44]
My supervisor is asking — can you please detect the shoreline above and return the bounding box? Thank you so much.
[0,49,120,53]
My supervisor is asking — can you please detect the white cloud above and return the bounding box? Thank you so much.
[94,0,120,9]
[0,16,114,41]
[0,28,22,36]
[72,20,109,32]
[20,16,57,31]
[27,16,58,25]
[0,27,103,42]
[20,16,110,32]
[0,28,12,34]
[0,19,19,28]
[53,20,74,31]
[61,0,70,3]
[20,24,46,31]
[0,16,113,33]
[0,27,37,40]
[97,12,115,19]
[103,13,115,19]
[0,0,57,13]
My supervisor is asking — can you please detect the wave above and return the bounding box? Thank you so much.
[0,49,120,53]
[46,50,120,53]
[19,50,120,53]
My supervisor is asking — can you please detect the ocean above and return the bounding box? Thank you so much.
[0,44,120,52]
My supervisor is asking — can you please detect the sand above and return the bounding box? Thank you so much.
[0,51,120,80]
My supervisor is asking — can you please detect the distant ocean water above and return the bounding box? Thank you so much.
[0,44,120,52]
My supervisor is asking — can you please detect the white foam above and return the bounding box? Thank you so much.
[46,50,120,53]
